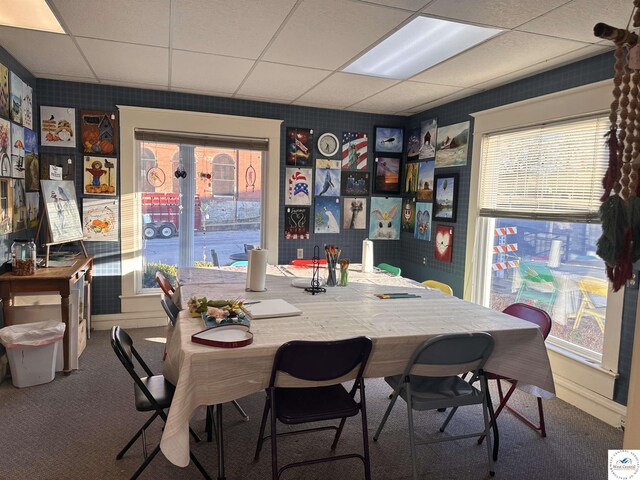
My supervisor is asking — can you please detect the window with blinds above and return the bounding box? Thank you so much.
[478,115,609,222]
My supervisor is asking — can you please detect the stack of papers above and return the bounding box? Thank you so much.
[242,299,302,319]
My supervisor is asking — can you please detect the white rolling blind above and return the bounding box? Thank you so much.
[478,115,609,222]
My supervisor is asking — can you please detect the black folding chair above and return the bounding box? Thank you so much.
[110,326,211,480]
[160,294,179,327]
[254,336,373,480]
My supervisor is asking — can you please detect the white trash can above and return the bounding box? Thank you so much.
[0,321,66,388]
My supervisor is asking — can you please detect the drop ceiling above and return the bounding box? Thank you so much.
[0,0,628,115]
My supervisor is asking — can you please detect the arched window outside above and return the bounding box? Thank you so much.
[212,153,235,196]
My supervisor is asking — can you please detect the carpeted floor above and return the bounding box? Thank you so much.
[0,327,623,479]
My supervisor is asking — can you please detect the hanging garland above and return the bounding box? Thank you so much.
[594,3,640,290]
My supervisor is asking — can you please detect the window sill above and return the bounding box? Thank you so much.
[546,341,618,399]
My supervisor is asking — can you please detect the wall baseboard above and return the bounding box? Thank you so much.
[554,374,626,428]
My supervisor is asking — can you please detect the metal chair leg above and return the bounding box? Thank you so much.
[406,383,419,480]
[254,399,271,461]
[359,382,372,480]
[374,387,401,441]
[130,445,160,480]
[232,400,249,421]
[190,451,212,480]
[331,418,347,450]
[117,412,158,460]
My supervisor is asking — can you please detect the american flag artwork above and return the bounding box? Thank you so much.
[285,168,312,206]
[341,131,367,170]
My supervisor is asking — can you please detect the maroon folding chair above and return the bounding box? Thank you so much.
[479,303,552,444]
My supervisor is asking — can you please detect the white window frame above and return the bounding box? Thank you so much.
[465,80,623,403]
[118,105,282,314]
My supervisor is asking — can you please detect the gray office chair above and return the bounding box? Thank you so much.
[374,333,497,479]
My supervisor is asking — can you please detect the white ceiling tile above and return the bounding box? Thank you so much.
[517,0,633,43]
[350,81,461,112]
[411,31,589,87]
[77,38,169,86]
[473,43,612,91]
[171,50,254,94]
[295,72,399,107]
[171,0,297,59]
[237,62,331,101]
[52,0,171,46]
[0,26,94,78]
[423,0,569,29]
[263,0,412,69]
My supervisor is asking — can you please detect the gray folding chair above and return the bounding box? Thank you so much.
[374,332,497,479]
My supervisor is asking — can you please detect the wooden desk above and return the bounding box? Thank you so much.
[0,255,94,374]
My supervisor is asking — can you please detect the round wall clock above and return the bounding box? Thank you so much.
[146,166,166,187]
[317,132,339,157]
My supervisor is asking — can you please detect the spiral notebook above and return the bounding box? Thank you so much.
[242,299,302,320]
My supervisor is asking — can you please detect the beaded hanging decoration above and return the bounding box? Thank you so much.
[595,2,640,290]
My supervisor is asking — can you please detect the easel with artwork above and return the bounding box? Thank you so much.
[36,179,87,267]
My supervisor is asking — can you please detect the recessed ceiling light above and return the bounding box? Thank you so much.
[0,0,65,34]
[344,16,502,80]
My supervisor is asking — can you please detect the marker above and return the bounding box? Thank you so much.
[244,301,261,305]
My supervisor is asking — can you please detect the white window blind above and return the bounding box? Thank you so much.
[478,115,609,222]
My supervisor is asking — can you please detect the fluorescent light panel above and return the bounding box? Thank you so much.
[344,16,502,80]
[0,0,65,34]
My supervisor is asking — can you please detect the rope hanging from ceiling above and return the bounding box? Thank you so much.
[594,1,640,290]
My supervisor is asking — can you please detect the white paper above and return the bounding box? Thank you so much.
[50,165,62,180]
[243,299,302,320]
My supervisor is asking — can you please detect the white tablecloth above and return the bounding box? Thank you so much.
[160,265,555,467]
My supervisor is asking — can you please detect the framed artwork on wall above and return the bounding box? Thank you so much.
[406,126,420,161]
[83,198,119,242]
[434,225,454,262]
[40,106,76,147]
[314,196,341,234]
[414,202,432,241]
[435,121,470,168]
[341,131,368,170]
[314,159,340,197]
[26,191,39,228]
[401,197,416,233]
[0,63,8,120]
[416,160,434,201]
[340,171,370,196]
[373,156,401,194]
[0,117,10,176]
[343,197,367,230]
[285,167,312,205]
[9,72,22,125]
[284,206,310,239]
[369,196,401,240]
[374,126,403,153]
[419,118,437,159]
[84,156,117,195]
[433,173,458,223]
[80,110,117,155]
[24,128,38,190]
[286,127,313,166]
[0,177,12,234]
